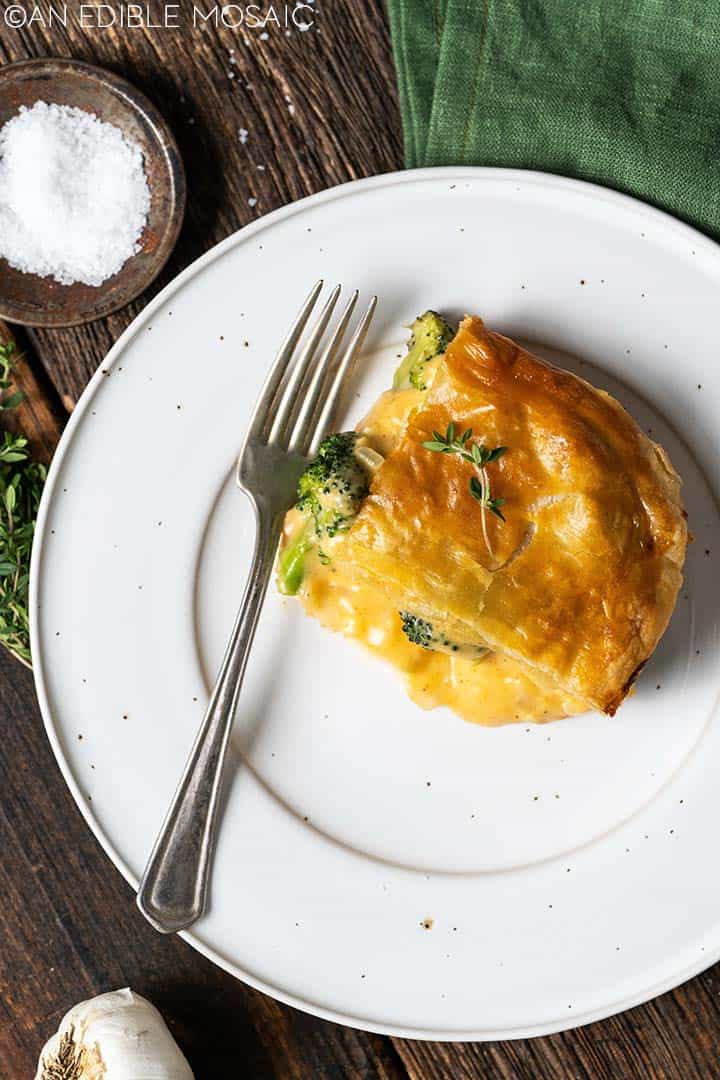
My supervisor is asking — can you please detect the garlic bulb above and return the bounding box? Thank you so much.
[35,988,194,1079]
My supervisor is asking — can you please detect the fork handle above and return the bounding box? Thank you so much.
[136,505,282,934]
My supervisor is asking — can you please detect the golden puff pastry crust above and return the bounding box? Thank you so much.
[343,316,688,715]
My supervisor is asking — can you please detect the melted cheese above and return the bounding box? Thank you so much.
[301,562,584,725]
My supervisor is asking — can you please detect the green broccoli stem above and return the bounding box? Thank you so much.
[392,350,421,391]
[277,518,314,596]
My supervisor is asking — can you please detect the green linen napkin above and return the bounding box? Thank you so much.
[387,0,447,169]
[388,0,720,238]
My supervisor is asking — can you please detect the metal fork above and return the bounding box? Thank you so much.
[136,281,376,934]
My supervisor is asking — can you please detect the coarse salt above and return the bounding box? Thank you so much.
[0,101,151,287]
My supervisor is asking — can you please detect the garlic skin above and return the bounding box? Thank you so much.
[35,988,194,1080]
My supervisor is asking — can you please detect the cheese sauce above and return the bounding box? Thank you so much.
[301,562,583,725]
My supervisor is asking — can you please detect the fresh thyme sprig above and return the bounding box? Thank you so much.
[0,341,46,668]
[423,423,507,518]
[422,422,507,559]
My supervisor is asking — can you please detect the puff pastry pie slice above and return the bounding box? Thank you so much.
[279,314,688,724]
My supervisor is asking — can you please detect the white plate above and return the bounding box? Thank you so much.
[31,168,720,1040]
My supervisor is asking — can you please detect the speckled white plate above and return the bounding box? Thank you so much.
[31,169,720,1040]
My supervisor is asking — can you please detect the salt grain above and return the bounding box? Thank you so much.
[238,127,249,144]
[0,101,150,287]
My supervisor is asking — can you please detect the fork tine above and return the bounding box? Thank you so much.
[244,279,323,445]
[289,290,358,455]
[307,296,377,457]
[267,284,341,445]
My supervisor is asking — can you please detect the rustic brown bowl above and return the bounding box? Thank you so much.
[0,58,186,327]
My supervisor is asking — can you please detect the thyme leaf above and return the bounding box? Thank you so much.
[469,476,506,520]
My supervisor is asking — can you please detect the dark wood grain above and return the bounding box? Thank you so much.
[0,321,65,462]
[2,3,720,1077]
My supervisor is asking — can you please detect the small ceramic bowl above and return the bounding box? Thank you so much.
[0,58,186,327]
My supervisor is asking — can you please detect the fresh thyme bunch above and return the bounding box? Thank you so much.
[0,341,46,667]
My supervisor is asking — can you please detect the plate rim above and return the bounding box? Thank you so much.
[29,165,720,1040]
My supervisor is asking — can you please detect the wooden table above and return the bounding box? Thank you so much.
[1,4,719,1076]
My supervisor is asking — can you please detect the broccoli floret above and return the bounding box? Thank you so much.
[278,433,370,595]
[399,611,489,660]
[297,431,369,538]
[399,612,434,648]
[393,311,456,391]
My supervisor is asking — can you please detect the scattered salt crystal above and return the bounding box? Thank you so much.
[238,128,249,144]
[259,31,269,40]
[248,197,257,207]
[256,164,266,171]
[0,101,150,287]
